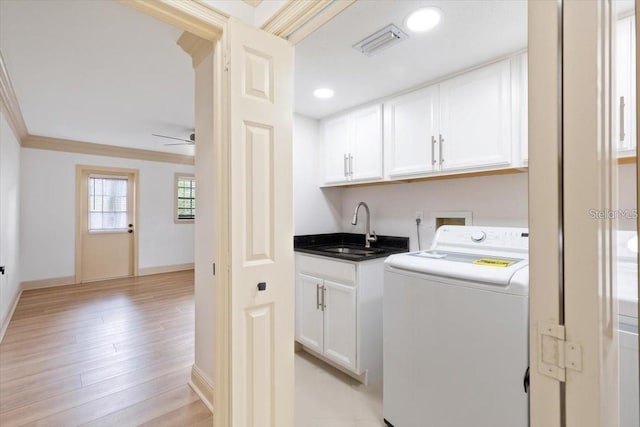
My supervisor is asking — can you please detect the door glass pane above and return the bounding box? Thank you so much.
[614,1,638,426]
[88,176,128,231]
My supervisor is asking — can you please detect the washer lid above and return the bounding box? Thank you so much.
[385,250,528,286]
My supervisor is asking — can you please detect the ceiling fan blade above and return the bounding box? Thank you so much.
[152,133,192,143]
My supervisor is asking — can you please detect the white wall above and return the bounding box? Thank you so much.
[341,173,530,251]
[0,111,21,329]
[293,114,341,235]
[20,148,194,282]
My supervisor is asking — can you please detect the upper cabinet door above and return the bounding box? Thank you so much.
[384,86,440,178]
[350,105,383,182]
[323,116,351,184]
[439,60,512,171]
[615,15,636,153]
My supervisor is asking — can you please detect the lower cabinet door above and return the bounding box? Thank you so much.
[296,273,324,354]
[322,280,357,371]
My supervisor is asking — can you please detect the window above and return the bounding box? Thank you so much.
[175,173,195,223]
[89,176,129,231]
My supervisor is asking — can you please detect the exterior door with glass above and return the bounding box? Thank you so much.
[76,166,138,282]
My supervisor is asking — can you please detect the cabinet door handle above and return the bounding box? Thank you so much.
[431,136,437,165]
[439,134,444,165]
[620,96,626,142]
[316,284,321,310]
[349,154,354,177]
[321,286,326,311]
[343,154,348,178]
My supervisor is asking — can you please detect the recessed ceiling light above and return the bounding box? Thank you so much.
[314,88,334,99]
[406,7,442,33]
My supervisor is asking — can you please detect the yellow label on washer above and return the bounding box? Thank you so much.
[472,258,514,267]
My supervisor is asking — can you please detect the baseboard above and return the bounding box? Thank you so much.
[21,275,76,291]
[20,265,194,290]
[0,290,22,343]
[189,364,214,412]
[138,263,194,276]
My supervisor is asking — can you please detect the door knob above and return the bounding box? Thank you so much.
[128,229,133,234]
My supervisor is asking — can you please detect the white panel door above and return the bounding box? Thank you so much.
[227,17,294,427]
[350,104,383,182]
[296,273,324,354]
[322,280,357,371]
[384,85,440,177]
[439,60,512,171]
[323,115,350,184]
[78,168,137,283]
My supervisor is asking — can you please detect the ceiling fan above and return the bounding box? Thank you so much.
[152,132,195,146]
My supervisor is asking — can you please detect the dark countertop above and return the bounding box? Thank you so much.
[294,233,410,262]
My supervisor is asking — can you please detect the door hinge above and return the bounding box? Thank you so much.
[212,263,215,276]
[538,322,583,382]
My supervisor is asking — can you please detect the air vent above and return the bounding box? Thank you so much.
[352,24,409,57]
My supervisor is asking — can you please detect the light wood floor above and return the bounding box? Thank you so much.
[0,270,213,427]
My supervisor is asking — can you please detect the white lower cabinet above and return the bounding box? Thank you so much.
[297,273,325,354]
[321,280,357,371]
[295,253,384,382]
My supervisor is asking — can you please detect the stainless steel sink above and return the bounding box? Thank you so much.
[320,246,385,256]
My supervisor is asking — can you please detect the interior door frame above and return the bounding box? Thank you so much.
[75,164,139,283]
[118,2,232,425]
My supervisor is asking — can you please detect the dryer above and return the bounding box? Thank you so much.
[383,225,529,427]
[616,230,638,427]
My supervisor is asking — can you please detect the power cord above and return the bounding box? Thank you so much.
[416,217,422,251]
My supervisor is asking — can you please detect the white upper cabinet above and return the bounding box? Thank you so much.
[322,105,383,185]
[384,85,440,178]
[321,54,527,186]
[351,105,384,181]
[323,115,352,184]
[616,15,636,154]
[513,53,528,165]
[439,60,512,171]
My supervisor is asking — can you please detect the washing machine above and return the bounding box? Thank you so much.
[383,225,529,427]
[617,230,639,427]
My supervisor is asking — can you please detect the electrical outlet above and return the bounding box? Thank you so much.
[415,211,424,222]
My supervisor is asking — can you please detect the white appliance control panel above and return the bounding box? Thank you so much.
[434,225,529,253]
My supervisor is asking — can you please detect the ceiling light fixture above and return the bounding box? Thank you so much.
[406,7,442,33]
[314,88,334,99]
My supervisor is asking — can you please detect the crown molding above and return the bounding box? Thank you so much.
[177,31,214,68]
[119,0,225,42]
[22,134,195,165]
[0,50,28,142]
[243,0,263,7]
[261,0,355,44]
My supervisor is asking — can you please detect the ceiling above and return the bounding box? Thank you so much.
[0,0,195,155]
[1,0,635,152]
[295,0,528,119]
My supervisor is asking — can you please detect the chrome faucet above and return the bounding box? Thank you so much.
[351,201,377,248]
